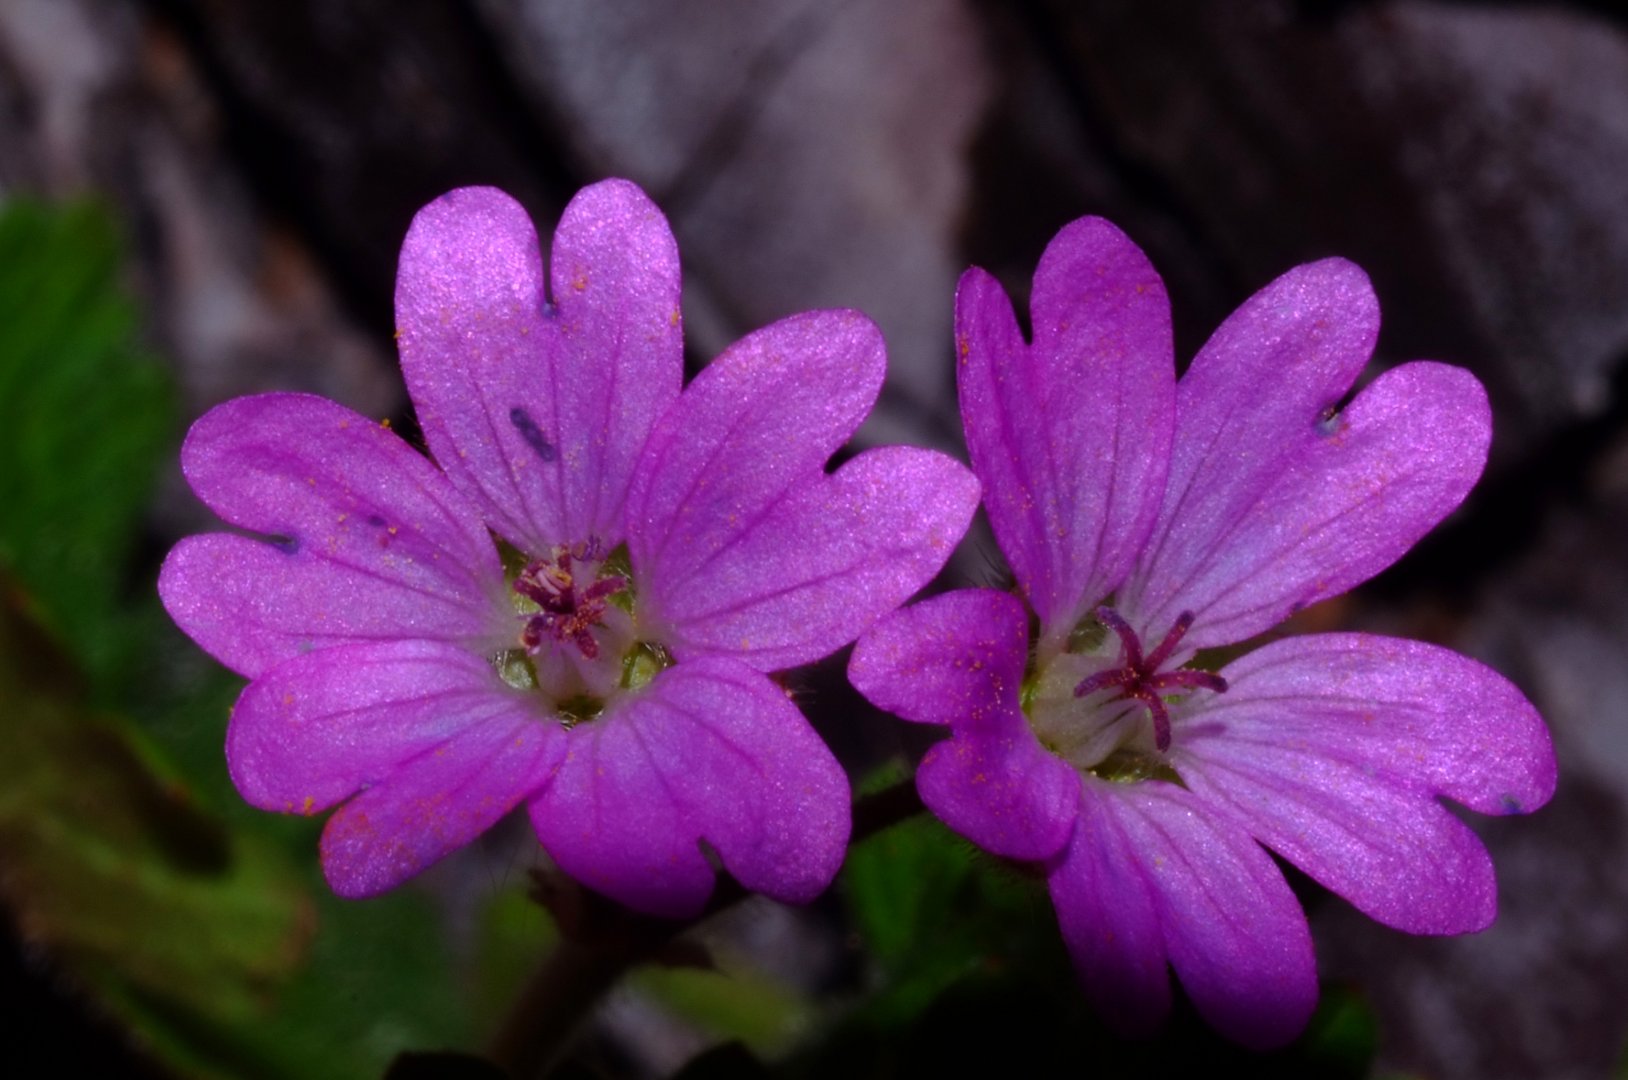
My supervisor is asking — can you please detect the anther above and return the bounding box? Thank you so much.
[515,544,627,659]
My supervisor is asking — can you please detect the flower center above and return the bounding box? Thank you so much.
[514,543,628,660]
[495,539,671,726]
[1071,607,1228,753]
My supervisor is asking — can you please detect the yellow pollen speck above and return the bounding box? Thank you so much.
[388,526,399,536]
[380,417,392,429]
[301,796,314,815]
[669,308,680,326]
[572,275,588,291]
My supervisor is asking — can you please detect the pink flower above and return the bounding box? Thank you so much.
[160,181,979,917]
[848,218,1556,1047]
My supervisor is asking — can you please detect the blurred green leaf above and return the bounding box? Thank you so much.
[815,770,1381,1078]
[636,963,811,1058]
[0,197,176,689]
[0,198,503,1078]
[0,584,310,1045]
[839,780,1047,1028]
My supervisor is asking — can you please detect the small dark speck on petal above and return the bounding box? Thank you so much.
[268,534,300,555]
[510,406,557,462]
[1500,794,1523,814]
[366,514,386,528]
[1315,404,1342,438]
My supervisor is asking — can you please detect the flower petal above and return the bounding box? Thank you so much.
[919,733,1078,863]
[1049,780,1317,1050]
[645,445,978,670]
[528,657,850,918]
[1122,262,1490,649]
[320,708,562,898]
[1046,782,1169,1038]
[227,639,553,815]
[158,394,505,678]
[395,182,682,552]
[1172,633,1555,934]
[956,218,1173,643]
[627,309,885,602]
[848,589,1029,728]
[850,590,1079,861]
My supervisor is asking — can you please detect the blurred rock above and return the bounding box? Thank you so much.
[1026,0,1628,458]
[0,0,396,418]
[477,0,993,453]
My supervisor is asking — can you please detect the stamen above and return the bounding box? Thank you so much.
[515,543,627,659]
[1073,606,1227,753]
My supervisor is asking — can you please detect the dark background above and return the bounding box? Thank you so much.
[3,1,1627,1077]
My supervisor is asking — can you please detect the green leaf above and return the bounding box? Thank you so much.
[0,586,311,1046]
[839,773,1050,1029]
[635,963,812,1059]
[0,197,176,689]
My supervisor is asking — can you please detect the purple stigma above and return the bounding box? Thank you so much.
[1073,606,1228,752]
[515,544,627,659]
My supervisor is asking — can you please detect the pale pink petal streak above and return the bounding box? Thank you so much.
[956,217,1173,644]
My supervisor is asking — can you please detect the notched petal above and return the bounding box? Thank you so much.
[1175,632,1554,933]
[646,445,980,670]
[957,217,1175,639]
[159,393,505,677]
[1126,295,1489,649]
[848,589,1029,728]
[628,309,887,593]
[396,181,682,551]
[528,657,850,918]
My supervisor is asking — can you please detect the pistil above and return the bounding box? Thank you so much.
[1073,607,1227,752]
[515,543,628,659]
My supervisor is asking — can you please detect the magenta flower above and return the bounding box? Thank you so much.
[849,218,1556,1047]
[160,181,979,917]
